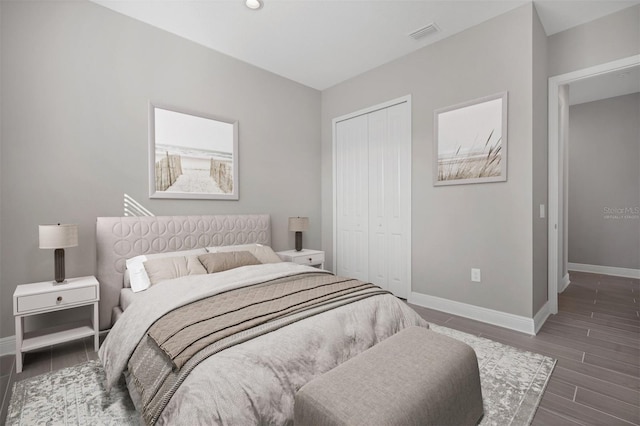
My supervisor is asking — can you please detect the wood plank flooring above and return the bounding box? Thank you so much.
[0,271,638,425]
[419,271,639,425]
[409,271,639,425]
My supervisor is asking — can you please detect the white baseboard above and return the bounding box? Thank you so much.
[533,302,552,334]
[408,292,538,335]
[0,335,15,357]
[559,273,571,293]
[568,263,640,279]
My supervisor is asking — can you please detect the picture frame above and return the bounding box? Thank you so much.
[149,103,239,200]
[433,91,508,186]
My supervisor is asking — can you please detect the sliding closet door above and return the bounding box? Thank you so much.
[335,98,411,298]
[335,114,369,281]
[368,103,410,298]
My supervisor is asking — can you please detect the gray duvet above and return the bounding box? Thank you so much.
[99,263,428,425]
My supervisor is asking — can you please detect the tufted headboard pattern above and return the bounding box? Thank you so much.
[96,214,271,329]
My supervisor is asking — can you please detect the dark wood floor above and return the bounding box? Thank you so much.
[409,271,639,425]
[0,271,638,425]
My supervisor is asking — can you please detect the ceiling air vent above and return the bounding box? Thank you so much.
[408,23,440,41]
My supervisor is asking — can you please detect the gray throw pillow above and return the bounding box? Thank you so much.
[143,255,207,286]
[198,251,261,274]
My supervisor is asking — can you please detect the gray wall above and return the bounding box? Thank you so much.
[532,7,549,313]
[2,1,637,339]
[568,93,640,270]
[548,5,640,77]
[0,1,321,338]
[322,5,537,317]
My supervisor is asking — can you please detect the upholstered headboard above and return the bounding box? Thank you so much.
[96,214,271,329]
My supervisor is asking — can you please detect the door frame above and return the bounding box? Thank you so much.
[332,95,412,298]
[547,55,640,314]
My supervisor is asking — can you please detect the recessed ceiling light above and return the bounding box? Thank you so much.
[246,0,262,10]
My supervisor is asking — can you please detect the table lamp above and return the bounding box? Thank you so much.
[288,217,309,252]
[39,223,78,284]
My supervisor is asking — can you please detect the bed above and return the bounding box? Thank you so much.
[96,215,428,425]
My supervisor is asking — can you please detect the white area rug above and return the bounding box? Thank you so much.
[7,325,555,425]
[431,324,556,426]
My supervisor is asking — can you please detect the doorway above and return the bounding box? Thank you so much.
[547,55,640,314]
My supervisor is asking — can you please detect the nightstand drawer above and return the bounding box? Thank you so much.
[17,286,96,314]
[292,253,325,265]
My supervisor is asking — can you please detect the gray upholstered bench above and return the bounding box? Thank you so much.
[294,326,483,426]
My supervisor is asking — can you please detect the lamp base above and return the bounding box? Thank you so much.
[295,231,303,252]
[54,248,66,284]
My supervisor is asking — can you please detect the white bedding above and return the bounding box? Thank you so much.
[100,263,428,425]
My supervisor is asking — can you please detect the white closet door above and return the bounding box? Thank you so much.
[335,114,369,281]
[368,108,388,289]
[334,98,410,299]
[385,102,410,299]
[368,103,410,298]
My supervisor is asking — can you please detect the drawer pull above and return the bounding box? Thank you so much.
[308,258,313,263]
[56,296,63,303]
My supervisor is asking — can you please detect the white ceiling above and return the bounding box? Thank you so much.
[92,0,640,90]
[534,0,639,34]
[569,65,640,105]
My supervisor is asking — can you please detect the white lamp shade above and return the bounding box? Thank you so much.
[288,217,309,232]
[39,224,79,249]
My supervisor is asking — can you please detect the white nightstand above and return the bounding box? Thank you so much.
[13,276,100,373]
[277,249,325,269]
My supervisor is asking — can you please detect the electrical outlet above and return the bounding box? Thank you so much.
[471,268,481,282]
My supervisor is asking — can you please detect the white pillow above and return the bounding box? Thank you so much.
[126,255,151,293]
[206,243,282,264]
[124,248,208,291]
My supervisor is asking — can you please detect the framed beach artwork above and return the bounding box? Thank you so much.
[433,91,508,186]
[149,104,239,200]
